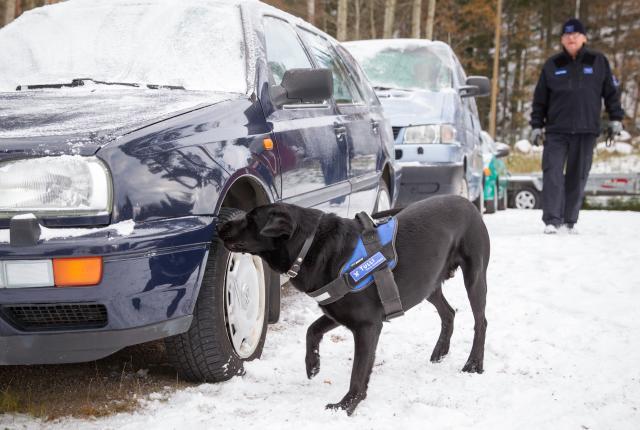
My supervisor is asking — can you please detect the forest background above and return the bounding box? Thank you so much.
[1,0,639,144]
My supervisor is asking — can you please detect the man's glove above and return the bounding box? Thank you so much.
[530,128,544,147]
[608,120,623,136]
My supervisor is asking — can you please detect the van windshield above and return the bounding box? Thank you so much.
[348,44,453,92]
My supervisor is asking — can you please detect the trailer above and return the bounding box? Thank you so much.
[508,173,640,209]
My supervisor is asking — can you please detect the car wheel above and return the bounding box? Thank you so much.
[373,180,391,213]
[165,207,269,382]
[498,181,508,211]
[485,180,498,214]
[472,177,484,215]
[512,187,541,210]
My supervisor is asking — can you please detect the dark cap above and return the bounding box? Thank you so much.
[562,18,586,35]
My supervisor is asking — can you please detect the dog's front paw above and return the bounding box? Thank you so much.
[305,351,320,379]
[462,358,484,374]
[325,392,365,416]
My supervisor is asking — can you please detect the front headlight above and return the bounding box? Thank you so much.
[403,124,457,144]
[0,155,112,219]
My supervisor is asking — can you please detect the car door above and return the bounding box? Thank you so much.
[261,16,349,216]
[298,29,379,217]
[335,44,387,216]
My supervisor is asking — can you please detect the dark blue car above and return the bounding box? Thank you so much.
[0,0,397,381]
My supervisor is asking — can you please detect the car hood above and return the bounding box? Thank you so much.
[376,89,456,127]
[0,89,235,157]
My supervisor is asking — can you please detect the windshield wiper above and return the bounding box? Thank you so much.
[15,78,185,91]
[372,85,412,92]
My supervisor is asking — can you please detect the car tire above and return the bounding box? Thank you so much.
[165,207,269,382]
[511,187,541,210]
[498,181,508,211]
[485,179,498,214]
[472,177,484,215]
[373,180,391,213]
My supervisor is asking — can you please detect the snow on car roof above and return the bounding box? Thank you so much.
[0,0,250,93]
[343,38,453,62]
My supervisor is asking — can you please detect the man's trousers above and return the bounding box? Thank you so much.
[542,133,597,227]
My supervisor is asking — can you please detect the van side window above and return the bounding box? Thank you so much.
[263,16,313,86]
[299,29,363,105]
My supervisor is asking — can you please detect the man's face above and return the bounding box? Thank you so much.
[561,32,587,57]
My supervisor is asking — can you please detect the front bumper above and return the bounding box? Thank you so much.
[0,216,214,365]
[0,315,192,364]
[395,163,464,207]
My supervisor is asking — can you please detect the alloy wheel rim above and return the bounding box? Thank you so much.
[224,252,266,359]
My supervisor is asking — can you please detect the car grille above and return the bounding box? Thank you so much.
[0,303,108,331]
[392,126,402,140]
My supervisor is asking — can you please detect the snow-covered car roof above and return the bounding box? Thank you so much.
[0,0,250,93]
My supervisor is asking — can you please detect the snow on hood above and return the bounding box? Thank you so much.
[0,0,249,93]
[0,88,232,139]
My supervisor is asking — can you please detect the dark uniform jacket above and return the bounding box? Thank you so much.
[530,46,624,135]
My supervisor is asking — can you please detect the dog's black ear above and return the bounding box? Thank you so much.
[260,210,295,239]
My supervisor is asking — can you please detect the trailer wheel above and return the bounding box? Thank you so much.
[511,187,541,210]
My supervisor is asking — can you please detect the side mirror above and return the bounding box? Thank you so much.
[270,68,333,108]
[460,76,491,98]
[496,142,510,158]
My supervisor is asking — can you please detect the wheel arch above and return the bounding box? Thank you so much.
[215,174,280,323]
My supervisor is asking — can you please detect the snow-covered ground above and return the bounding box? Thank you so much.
[3,209,640,429]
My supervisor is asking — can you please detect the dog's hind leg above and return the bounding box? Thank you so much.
[306,315,339,379]
[426,287,456,363]
[326,321,382,416]
[460,260,488,374]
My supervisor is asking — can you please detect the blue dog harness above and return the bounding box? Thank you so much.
[307,212,404,321]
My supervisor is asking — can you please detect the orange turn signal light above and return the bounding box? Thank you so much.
[53,257,103,287]
[263,138,274,150]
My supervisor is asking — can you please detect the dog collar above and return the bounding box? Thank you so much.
[286,214,323,278]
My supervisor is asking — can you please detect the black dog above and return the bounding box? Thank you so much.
[217,195,489,415]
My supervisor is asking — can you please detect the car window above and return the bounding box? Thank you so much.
[453,56,467,88]
[335,44,380,106]
[469,98,481,132]
[263,16,313,86]
[299,29,363,105]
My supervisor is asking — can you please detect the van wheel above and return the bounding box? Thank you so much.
[165,208,269,382]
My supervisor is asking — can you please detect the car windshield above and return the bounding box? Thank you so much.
[0,0,248,94]
[346,42,453,92]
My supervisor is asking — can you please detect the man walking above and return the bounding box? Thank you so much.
[530,18,624,234]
